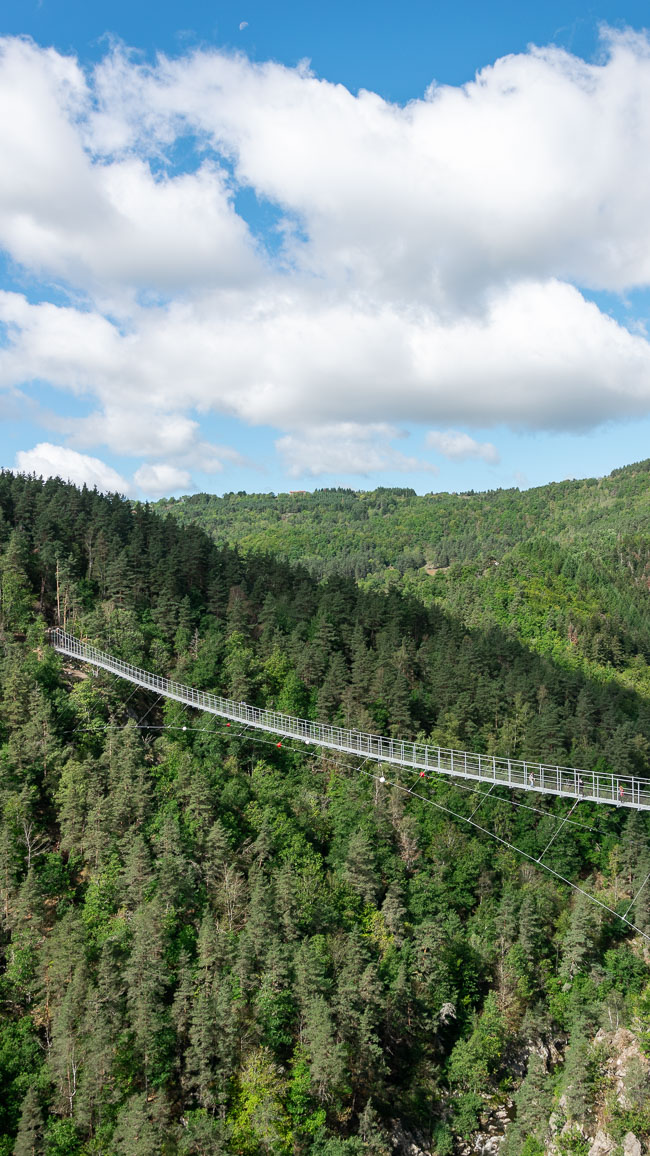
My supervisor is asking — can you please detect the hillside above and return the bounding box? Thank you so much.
[155,461,650,577]
[1,471,650,1155]
[156,462,650,705]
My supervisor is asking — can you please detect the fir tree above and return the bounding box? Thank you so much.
[13,1086,44,1156]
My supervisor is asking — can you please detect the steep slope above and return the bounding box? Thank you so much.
[156,462,650,706]
[1,472,650,1155]
[155,460,650,578]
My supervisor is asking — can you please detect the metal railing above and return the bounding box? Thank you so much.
[50,628,650,810]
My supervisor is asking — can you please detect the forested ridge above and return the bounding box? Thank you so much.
[157,463,650,705]
[2,470,650,1155]
[155,462,650,577]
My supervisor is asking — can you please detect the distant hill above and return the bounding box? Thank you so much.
[155,461,650,576]
[156,461,650,700]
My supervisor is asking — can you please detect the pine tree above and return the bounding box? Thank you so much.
[121,834,153,908]
[381,881,407,943]
[304,997,348,1104]
[518,892,545,970]
[560,892,599,981]
[316,654,349,720]
[502,1052,552,1155]
[0,531,33,632]
[344,831,380,905]
[561,1032,596,1124]
[124,897,169,1090]
[632,848,650,935]
[357,1099,391,1155]
[13,1086,44,1156]
[111,1092,172,1156]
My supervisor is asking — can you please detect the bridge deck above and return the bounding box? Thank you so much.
[50,628,650,810]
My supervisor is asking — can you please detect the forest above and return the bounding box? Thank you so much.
[157,464,650,703]
[1,468,650,1155]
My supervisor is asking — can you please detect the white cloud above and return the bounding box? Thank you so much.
[0,38,260,299]
[3,32,650,480]
[84,30,650,298]
[65,408,202,458]
[276,423,439,477]
[2,281,650,438]
[15,442,132,493]
[134,462,192,496]
[426,430,500,464]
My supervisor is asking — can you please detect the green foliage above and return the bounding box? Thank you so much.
[0,1015,41,1139]
[449,1091,484,1137]
[228,1048,292,1154]
[1,470,650,1154]
[554,1124,590,1154]
[44,1118,82,1155]
[286,1049,327,1140]
[503,1052,553,1155]
[447,993,508,1091]
[519,1138,545,1156]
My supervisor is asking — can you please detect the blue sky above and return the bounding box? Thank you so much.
[2,0,650,496]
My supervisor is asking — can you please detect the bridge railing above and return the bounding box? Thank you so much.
[49,628,650,810]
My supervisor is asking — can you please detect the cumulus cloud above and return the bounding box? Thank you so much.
[15,442,132,493]
[134,462,192,496]
[426,430,500,464]
[276,424,439,477]
[83,30,650,298]
[0,38,260,298]
[2,281,650,435]
[65,408,203,458]
[3,32,650,483]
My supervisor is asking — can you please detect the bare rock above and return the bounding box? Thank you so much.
[390,1120,431,1155]
[622,1133,642,1156]
[456,1135,502,1155]
[595,1028,649,1109]
[588,1131,616,1156]
[439,1001,456,1025]
[455,1099,513,1155]
[548,1111,562,1136]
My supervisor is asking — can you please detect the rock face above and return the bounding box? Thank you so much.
[390,1120,432,1155]
[400,1027,650,1155]
[584,1131,644,1156]
[456,1102,513,1155]
[588,1131,616,1156]
[458,1137,500,1155]
[595,1027,649,1107]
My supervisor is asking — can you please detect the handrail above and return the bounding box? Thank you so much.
[49,628,650,810]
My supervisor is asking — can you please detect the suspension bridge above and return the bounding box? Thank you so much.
[50,627,650,811]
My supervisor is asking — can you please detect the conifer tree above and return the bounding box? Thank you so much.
[13,1086,44,1156]
[560,892,599,981]
[344,831,380,904]
[502,1052,552,1155]
[0,531,33,632]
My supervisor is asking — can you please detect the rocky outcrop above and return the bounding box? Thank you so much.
[390,1120,432,1155]
[594,1027,648,1107]
[588,1130,616,1156]
[586,1132,644,1156]
[621,1132,643,1156]
[391,1027,649,1155]
[461,1026,649,1156]
[456,1101,513,1155]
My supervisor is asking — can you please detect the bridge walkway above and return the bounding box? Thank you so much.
[50,628,650,811]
